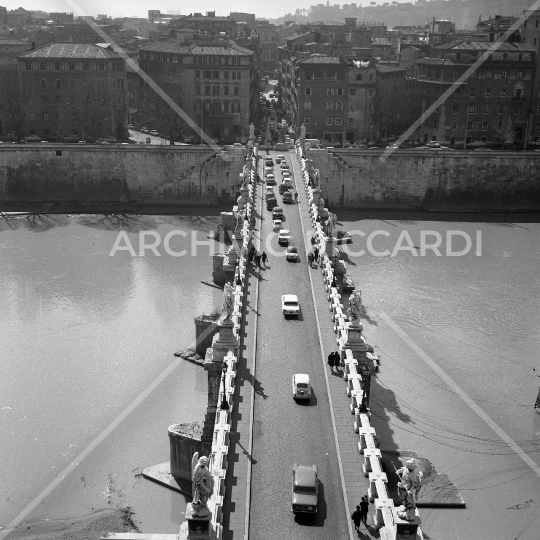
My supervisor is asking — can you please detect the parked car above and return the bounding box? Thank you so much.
[128,124,134,129]
[265,166,274,175]
[275,142,288,151]
[266,197,278,210]
[282,294,300,317]
[292,373,311,400]
[279,183,290,194]
[24,134,43,142]
[275,154,285,164]
[272,219,282,231]
[266,176,277,186]
[280,162,290,170]
[286,246,299,261]
[273,207,284,220]
[141,127,149,133]
[282,170,291,179]
[291,464,318,513]
[278,228,290,245]
[265,158,274,167]
[282,192,294,204]
[64,134,80,143]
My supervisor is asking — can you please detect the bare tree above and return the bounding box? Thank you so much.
[0,76,36,137]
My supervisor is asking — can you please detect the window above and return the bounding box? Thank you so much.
[54,62,60,71]
[337,88,343,96]
[486,70,492,79]
[348,102,355,110]
[451,103,460,114]
[483,104,491,113]
[233,86,239,96]
[356,73,363,81]
[194,101,201,113]
[468,104,476,113]
[503,53,508,60]
[41,95,48,103]
[43,113,49,121]
[369,73,373,81]
[69,63,75,71]
[502,71,507,79]
[482,121,488,131]
[326,118,333,125]
[40,79,47,89]
[500,88,507,97]
[336,101,343,110]
[536,19,539,28]
[485,88,491,97]
[29,113,35,120]
[326,101,334,110]
[232,101,240,113]
[173,55,178,63]
[224,86,229,96]
[304,100,311,110]
[467,121,472,130]
[224,71,229,79]
[205,86,211,95]
[305,87,311,95]
[536,122,540,132]
[213,71,219,79]
[470,87,476,97]
[535,38,538,46]
[367,101,372,110]
[517,71,523,79]
[213,86,220,96]
[349,88,356,96]
[195,85,201,95]
[195,70,200,78]
[83,63,89,71]
[304,118,311,125]
[347,117,354,125]
[327,88,335,95]
[514,106,520,114]
[305,68,314,80]
[204,70,211,78]
[335,118,342,125]
[451,120,457,130]
[498,103,506,114]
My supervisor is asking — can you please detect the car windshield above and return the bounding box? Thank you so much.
[297,383,308,389]
[294,485,316,493]
[284,301,297,306]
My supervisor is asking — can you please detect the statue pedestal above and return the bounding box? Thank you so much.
[181,503,212,539]
[212,319,239,363]
[344,324,368,365]
[392,507,421,538]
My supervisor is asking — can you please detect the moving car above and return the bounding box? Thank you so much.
[278,228,290,245]
[275,154,285,163]
[291,464,318,513]
[275,142,288,151]
[281,294,300,317]
[292,373,311,400]
[273,207,284,219]
[286,246,298,261]
[282,191,294,204]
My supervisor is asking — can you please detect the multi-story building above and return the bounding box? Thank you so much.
[15,43,128,140]
[138,41,256,143]
[415,40,535,146]
[255,20,279,75]
[521,7,540,141]
[0,39,31,71]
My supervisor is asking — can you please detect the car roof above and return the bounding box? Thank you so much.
[294,373,310,383]
[283,294,298,302]
[279,229,290,234]
[294,465,317,487]
[287,246,297,252]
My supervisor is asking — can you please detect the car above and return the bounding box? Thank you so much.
[141,127,149,134]
[272,219,282,231]
[103,136,118,143]
[269,122,275,129]
[281,294,300,316]
[276,154,285,163]
[468,140,487,148]
[273,205,284,218]
[24,134,43,142]
[286,246,299,261]
[266,197,278,210]
[265,158,274,167]
[275,142,288,151]
[282,170,291,179]
[64,134,81,143]
[282,191,294,204]
[291,464,318,514]
[279,183,290,194]
[265,166,274,174]
[265,192,276,202]
[128,123,134,129]
[278,228,290,245]
[292,373,311,399]
[150,130,159,136]
[386,143,400,149]
[280,162,290,170]
[266,176,277,186]
[266,186,275,195]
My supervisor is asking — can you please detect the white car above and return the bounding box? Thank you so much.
[276,154,285,163]
[265,166,274,175]
[286,246,298,261]
[273,219,282,231]
[266,172,275,181]
[282,294,300,317]
[282,170,291,179]
[278,229,290,246]
[292,373,311,400]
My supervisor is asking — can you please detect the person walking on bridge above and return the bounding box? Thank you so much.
[359,496,369,528]
[261,251,268,266]
[351,505,362,533]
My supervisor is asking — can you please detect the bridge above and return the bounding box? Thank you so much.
[101,143,420,540]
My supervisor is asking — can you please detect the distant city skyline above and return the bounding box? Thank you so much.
[0,0,417,20]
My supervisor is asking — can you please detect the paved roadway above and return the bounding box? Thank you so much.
[249,151,349,540]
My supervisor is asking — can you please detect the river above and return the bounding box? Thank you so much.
[0,214,224,538]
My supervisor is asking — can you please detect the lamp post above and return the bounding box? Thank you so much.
[359,364,371,413]
[220,362,230,410]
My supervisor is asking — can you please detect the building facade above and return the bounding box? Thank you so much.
[15,43,128,140]
[138,41,256,143]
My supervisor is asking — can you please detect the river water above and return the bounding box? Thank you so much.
[1,214,539,540]
[339,218,540,540]
[0,214,224,537]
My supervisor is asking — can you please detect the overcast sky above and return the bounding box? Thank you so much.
[2,0,415,21]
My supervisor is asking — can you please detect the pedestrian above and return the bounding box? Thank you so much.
[307,251,314,267]
[254,253,261,268]
[294,191,299,203]
[333,351,340,369]
[248,245,255,263]
[351,505,362,533]
[328,352,335,371]
[311,235,316,246]
[261,251,268,265]
[235,275,242,287]
[331,276,337,289]
[314,247,319,262]
[360,496,369,527]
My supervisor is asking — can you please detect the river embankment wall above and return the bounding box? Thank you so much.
[1,145,539,210]
[310,148,540,210]
[0,145,246,206]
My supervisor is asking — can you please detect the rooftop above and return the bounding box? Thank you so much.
[140,41,253,56]
[17,42,122,59]
[298,54,342,64]
[435,39,534,52]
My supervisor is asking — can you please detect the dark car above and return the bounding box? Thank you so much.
[279,183,290,194]
[291,464,318,514]
[64,134,80,143]
[266,197,278,210]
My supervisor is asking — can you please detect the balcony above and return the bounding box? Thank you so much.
[512,96,525,102]
[416,74,466,85]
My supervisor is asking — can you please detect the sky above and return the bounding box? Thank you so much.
[0,0,416,21]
